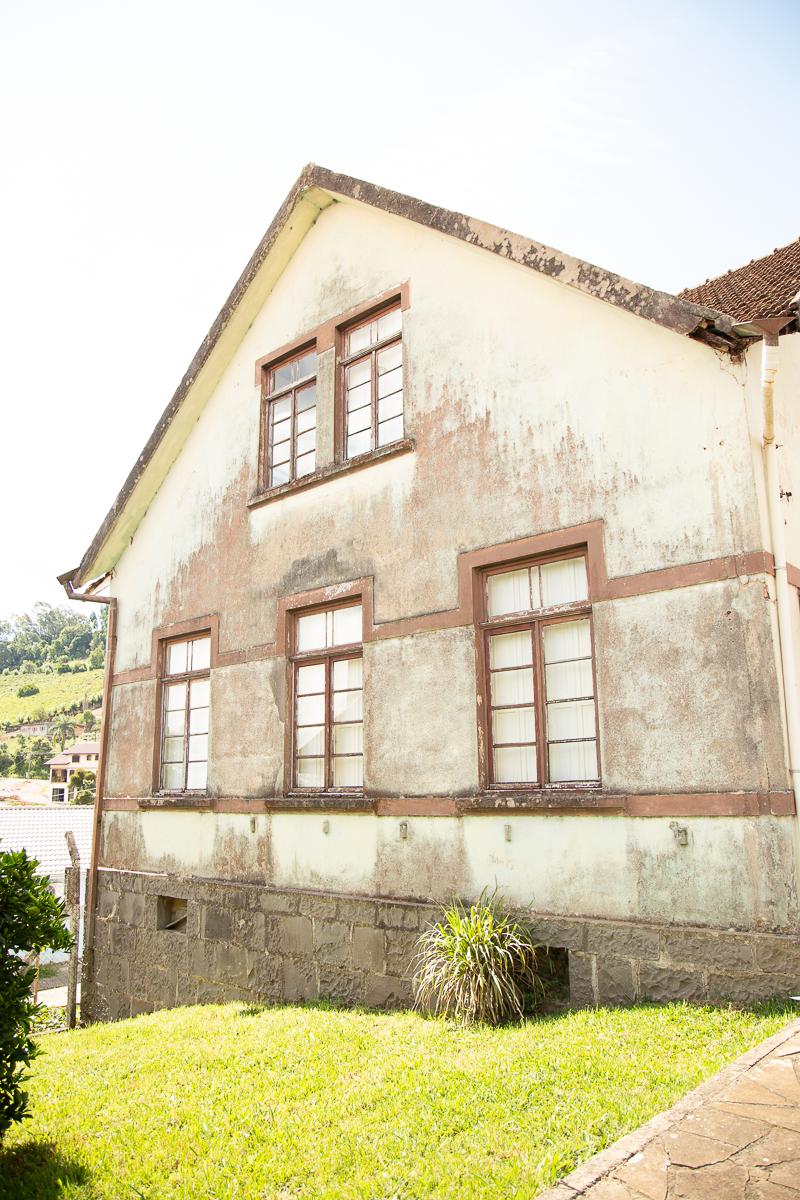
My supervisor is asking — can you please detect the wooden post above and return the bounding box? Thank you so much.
[65,831,81,1029]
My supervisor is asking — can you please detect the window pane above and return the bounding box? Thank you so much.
[190,637,211,671]
[296,451,316,478]
[297,758,324,788]
[348,405,372,435]
[272,440,291,466]
[347,360,371,389]
[347,325,371,355]
[377,415,404,446]
[161,762,184,790]
[190,679,210,708]
[297,384,316,412]
[543,619,592,664]
[333,723,363,754]
[541,557,588,607]
[347,430,371,458]
[491,667,534,707]
[186,761,208,790]
[378,392,404,423]
[296,429,316,456]
[377,342,402,373]
[493,707,536,745]
[333,657,362,690]
[489,630,532,669]
[271,416,291,445]
[272,395,291,420]
[272,363,293,392]
[188,734,208,762]
[376,308,402,340]
[297,405,316,434]
[347,380,371,411]
[297,726,325,756]
[545,659,594,703]
[547,699,596,741]
[189,706,209,735]
[297,663,325,695]
[165,709,185,736]
[297,351,316,380]
[167,642,188,676]
[163,737,184,763]
[494,745,538,784]
[332,606,362,646]
[297,694,325,725]
[549,740,598,782]
[166,682,187,710]
[297,611,327,652]
[271,463,290,486]
[333,756,363,787]
[487,569,531,617]
[333,690,363,722]
[377,365,402,399]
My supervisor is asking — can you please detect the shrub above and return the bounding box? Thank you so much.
[15,684,39,698]
[0,848,73,1138]
[72,663,87,674]
[89,646,104,670]
[413,891,545,1025]
[56,664,71,675]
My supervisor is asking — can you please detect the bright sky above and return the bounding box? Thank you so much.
[2,0,798,620]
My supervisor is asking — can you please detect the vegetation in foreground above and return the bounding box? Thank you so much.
[1,998,794,1199]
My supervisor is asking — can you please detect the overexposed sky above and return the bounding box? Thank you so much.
[2,0,798,619]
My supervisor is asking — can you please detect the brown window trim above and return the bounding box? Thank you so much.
[248,438,415,510]
[476,547,601,793]
[153,628,212,799]
[257,341,317,494]
[335,300,404,464]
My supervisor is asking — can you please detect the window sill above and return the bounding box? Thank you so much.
[272,793,373,812]
[139,794,213,811]
[458,788,621,813]
[247,439,415,510]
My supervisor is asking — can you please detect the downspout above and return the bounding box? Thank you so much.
[759,333,800,897]
[57,572,117,995]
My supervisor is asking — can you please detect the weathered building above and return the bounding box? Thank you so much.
[60,169,800,1019]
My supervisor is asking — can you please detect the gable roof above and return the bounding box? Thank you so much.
[62,165,748,591]
[45,740,100,766]
[679,238,800,326]
[0,807,93,882]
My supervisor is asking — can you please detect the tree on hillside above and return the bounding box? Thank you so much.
[50,715,76,753]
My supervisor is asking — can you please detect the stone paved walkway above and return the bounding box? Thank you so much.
[540,1016,800,1200]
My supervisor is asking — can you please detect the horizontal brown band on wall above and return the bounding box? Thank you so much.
[100,790,796,817]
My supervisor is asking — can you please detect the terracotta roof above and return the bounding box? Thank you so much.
[0,807,93,882]
[45,740,100,767]
[679,238,800,323]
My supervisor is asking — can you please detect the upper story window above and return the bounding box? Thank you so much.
[264,348,317,487]
[292,603,363,792]
[160,635,211,792]
[481,554,599,788]
[341,307,403,459]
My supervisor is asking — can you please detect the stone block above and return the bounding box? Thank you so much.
[318,964,365,1006]
[118,892,145,927]
[365,974,415,1010]
[314,921,350,965]
[531,918,585,952]
[662,931,753,972]
[219,888,249,912]
[136,928,188,972]
[707,973,799,1004]
[97,890,119,919]
[377,904,419,930]
[225,987,255,1004]
[196,979,226,1005]
[259,890,299,915]
[586,923,659,961]
[246,952,283,1000]
[189,939,216,981]
[106,990,131,1021]
[352,927,384,973]
[185,904,201,940]
[271,915,313,958]
[93,921,110,955]
[337,898,378,925]
[146,966,177,1007]
[283,959,317,1002]
[176,973,197,1007]
[231,910,265,951]
[756,940,800,976]
[299,893,338,920]
[596,957,635,1005]
[385,929,419,978]
[129,961,148,1001]
[108,922,136,960]
[202,906,234,943]
[214,943,250,988]
[131,998,154,1018]
[105,956,130,994]
[639,965,705,1003]
[568,952,595,1007]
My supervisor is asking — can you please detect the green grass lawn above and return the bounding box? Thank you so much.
[0,668,104,726]
[1,999,794,1199]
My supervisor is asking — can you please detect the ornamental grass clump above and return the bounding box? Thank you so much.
[413,891,544,1025]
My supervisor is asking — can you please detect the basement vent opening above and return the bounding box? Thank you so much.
[157,896,188,933]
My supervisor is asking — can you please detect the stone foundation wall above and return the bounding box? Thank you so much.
[81,869,800,1022]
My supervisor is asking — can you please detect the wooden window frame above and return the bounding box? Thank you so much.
[336,301,403,463]
[478,548,601,791]
[157,633,211,795]
[259,343,317,493]
[290,600,364,795]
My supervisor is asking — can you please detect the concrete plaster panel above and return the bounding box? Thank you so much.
[364,626,479,796]
[100,810,271,884]
[105,680,157,799]
[594,580,786,796]
[206,660,283,798]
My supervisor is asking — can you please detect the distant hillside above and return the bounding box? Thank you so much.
[0,668,104,727]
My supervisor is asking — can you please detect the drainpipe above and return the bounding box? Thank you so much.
[57,571,117,979]
[758,331,800,896]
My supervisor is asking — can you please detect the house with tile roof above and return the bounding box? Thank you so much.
[45,740,100,804]
[59,168,800,1020]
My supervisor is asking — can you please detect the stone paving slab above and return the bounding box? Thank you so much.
[539,1017,800,1200]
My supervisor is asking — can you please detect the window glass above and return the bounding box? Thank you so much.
[267,352,317,487]
[345,308,403,458]
[540,557,587,607]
